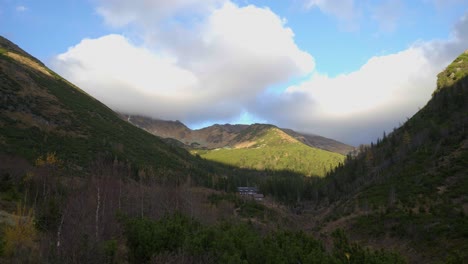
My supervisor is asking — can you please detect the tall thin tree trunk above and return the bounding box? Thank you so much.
[102,191,107,232]
[57,211,65,248]
[43,176,46,199]
[95,185,100,240]
[34,187,39,210]
[140,180,144,218]
[23,188,28,206]
[118,178,122,211]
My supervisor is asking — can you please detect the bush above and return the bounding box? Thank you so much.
[122,213,407,264]
[123,213,199,263]
[332,229,406,263]
[3,204,38,260]
[102,239,118,264]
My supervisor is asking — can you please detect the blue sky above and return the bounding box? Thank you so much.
[1,0,467,145]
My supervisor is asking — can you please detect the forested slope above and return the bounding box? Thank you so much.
[311,51,468,263]
[0,36,196,176]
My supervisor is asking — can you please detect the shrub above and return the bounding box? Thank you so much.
[3,204,37,259]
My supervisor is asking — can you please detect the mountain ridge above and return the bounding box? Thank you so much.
[121,114,355,155]
[0,36,199,175]
[121,116,350,176]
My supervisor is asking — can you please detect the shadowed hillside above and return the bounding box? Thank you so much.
[310,50,468,263]
[0,36,197,175]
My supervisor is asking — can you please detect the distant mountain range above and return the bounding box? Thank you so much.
[121,115,354,155]
[120,115,354,176]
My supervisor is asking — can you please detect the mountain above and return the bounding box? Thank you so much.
[121,115,349,176]
[122,114,354,154]
[281,128,355,155]
[194,124,345,177]
[310,51,468,263]
[120,114,248,149]
[0,36,199,175]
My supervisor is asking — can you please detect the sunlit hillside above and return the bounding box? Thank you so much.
[194,126,345,177]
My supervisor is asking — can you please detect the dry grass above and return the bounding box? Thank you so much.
[6,52,51,77]
[273,128,297,143]
[234,141,257,149]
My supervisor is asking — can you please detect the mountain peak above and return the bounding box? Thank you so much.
[0,36,45,67]
[121,115,354,154]
[0,36,24,54]
[436,51,468,93]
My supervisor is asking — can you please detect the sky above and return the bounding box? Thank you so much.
[1,0,467,146]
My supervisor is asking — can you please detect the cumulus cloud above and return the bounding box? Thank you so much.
[252,48,436,144]
[251,13,468,145]
[53,0,468,146]
[53,34,201,119]
[421,13,468,66]
[52,2,314,124]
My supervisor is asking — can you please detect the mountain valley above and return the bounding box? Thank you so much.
[0,36,467,263]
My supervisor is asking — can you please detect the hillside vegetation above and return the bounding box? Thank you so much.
[123,114,354,155]
[194,125,345,177]
[122,115,350,177]
[0,37,195,177]
[308,50,468,263]
[121,213,405,263]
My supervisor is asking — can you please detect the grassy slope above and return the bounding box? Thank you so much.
[194,127,344,177]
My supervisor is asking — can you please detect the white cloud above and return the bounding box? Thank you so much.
[52,35,201,119]
[421,12,468,66]
[251,13,468,145]
[52,2,314,123]
[252,48,437,144]
[53,0,468,145]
